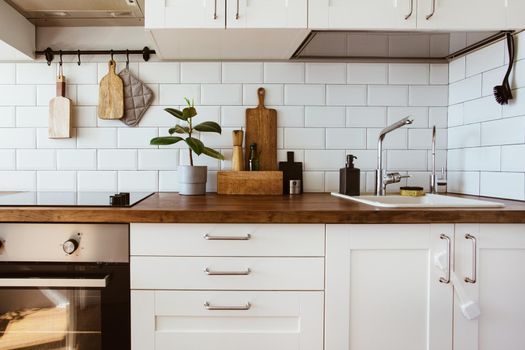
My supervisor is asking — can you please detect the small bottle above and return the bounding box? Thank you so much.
[339,154,360,196]
[437,167,447,193]
[248,143,260,171]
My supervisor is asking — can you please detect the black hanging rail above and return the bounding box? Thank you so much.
[35,47,155,66]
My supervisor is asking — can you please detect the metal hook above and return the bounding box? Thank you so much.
[126,49,130,70]
[77,50,81,66]
[110,49,114,61]
[58,50,64,77]
[44,47,54,66]
[59,50,63,66]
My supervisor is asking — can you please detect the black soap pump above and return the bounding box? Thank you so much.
[339,155,360,196]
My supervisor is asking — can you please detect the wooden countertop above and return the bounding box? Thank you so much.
[0,193,524,224]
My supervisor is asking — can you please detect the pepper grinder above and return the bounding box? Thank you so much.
[232,130,244,171]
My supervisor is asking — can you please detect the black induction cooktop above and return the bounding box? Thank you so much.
[0,192,154,207]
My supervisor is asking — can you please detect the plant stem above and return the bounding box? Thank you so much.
[189,149,194,166]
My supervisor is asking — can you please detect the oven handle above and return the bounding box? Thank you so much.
[0,275,109,288]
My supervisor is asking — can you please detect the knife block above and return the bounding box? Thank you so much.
[278,152,303,194]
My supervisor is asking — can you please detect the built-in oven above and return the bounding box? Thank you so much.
[0,224,129,350]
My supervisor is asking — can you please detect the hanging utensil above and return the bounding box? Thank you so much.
[98,55,124,120]
[48,56,71,139]
[494,33,515,105]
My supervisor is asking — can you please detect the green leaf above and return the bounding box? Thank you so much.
[184,97,193,107]
[185,137,204,155]
[194,121,222,134]
[164,108,187,120]
[150,136,184,145]
[202,147,224,160]
[182,106,197,120]
[169,125,190,134]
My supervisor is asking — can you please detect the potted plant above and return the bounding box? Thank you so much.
[150,98,224,195]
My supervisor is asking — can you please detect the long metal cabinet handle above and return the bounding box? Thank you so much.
[205,302,251,311]
[236,0,240,19]
[464,234,477,284]
[204,233,251,240]
[405,0,414,20]
[439,234,451,284]
[0,276,108,288]
[213,0,217,19]
[426,0,436,20]
[205,267,251,275]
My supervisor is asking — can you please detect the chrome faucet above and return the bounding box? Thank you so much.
[375,116,414,196]
[430,125,447,193]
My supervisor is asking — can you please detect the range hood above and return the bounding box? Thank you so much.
[292,30,511,62]
[5,0,144,26]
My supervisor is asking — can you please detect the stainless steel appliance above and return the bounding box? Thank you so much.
[0,224,129,350]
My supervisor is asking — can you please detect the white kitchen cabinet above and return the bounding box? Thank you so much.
[416,0,507,30]
[454,224,525,350]
[132,290,324,350]
[226,0,307,28]
[325,224,453,350]
[507,1,525,29]
[309,0,417,30]
[145,0,225,28]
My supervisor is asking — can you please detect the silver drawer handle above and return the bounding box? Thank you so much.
[426,0,436,20]
[204,233,251,241]
[235,0,240,19]
[204,267,251,275]
[439,234,451,284]
[204,302,251,311]
[213,0,217,19]
[0,276,108,288]
[465,234,477,284]
[405,0,414,19]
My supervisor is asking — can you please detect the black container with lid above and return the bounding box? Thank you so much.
[339,155,360,196]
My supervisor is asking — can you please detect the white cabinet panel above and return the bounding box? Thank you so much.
[131,256,324,290]
[325,224,453,350]
[146,0,225,28]
[227,0,307,28]
[309,0,416,30]
[454,224,525,350]
[417,0,507,30]
[131,223,325,256]
[507,1,525,28]
[131,290,324,350]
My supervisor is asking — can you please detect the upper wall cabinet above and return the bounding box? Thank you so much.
[309,0,512,30]
[416,0,507,30]
[146,0,307,29]
[309,0,416,30]
[226,0,307,28]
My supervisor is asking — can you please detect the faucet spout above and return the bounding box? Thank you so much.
[375,117,414,196]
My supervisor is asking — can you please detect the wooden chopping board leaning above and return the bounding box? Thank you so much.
[48,66,71,139]
[245,87,278,170]
[98,60,124,119]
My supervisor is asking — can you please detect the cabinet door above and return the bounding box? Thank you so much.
[507,1,525,29]
[325,224,453,350]
[309,0,416,30]
[454,224,525,350]
[417,0,507,30]
[227,0,307,28]
[131,290,324,350]
[157,0,226,28]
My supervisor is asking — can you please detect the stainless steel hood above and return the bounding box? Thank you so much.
[292,30,513,62]
[5,0,144,26]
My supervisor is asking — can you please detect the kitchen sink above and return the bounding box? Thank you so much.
[331,193,505,208]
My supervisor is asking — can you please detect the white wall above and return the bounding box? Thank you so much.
[448,31,525,200]
[0,59,447,193]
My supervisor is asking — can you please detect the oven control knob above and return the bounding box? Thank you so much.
[63,239,79,255]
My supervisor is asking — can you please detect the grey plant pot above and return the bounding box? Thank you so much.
[178,165,208,195]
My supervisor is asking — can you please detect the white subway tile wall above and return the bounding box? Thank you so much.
[0,61,447,192]
[447,32,525,200]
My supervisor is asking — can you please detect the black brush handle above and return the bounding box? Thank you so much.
[503,33,515,83]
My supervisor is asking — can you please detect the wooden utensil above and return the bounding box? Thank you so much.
[245,88,277,171]
[217,171,283,195]
[232,130,244,171]
[98,60,124,119]
[48,74,71,139]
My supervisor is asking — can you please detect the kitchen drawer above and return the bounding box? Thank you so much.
[132,290,324,350]
[130,224,325,257]
[131,256,324,290]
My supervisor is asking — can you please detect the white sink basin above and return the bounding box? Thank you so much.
[331,192,505,208]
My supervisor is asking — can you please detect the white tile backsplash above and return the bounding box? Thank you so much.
[0,59,449,193]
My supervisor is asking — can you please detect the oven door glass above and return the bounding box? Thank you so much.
[0,287,102,350]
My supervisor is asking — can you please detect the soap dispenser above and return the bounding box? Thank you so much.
[339,155,360,196]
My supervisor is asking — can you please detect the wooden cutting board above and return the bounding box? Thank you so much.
[48,75,71,139]
[98,60,124,120]
[245,88,277,171]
